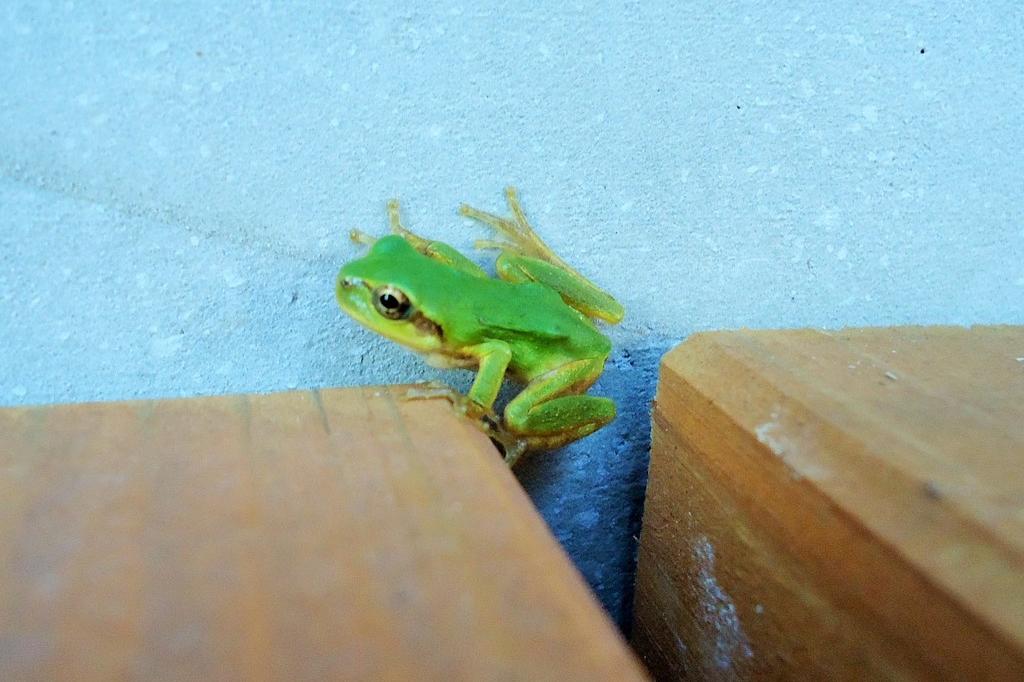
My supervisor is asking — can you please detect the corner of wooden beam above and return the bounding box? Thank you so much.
[0,385,647,681]
[633,325,1024,680]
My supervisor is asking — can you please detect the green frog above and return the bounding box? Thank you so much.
[336,187,624,465]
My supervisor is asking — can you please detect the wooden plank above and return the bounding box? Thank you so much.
[632,326,1024,680]
[0,386,647,681]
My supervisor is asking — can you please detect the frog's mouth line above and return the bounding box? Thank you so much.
[410,311,443,339]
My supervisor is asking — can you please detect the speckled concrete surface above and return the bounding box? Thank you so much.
[2,2,1022,628]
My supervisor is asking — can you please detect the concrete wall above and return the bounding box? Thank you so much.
[3,2,1022,627]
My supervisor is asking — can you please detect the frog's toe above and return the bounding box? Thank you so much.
[386,199,434,248]
[497,436,528,467]
[459,203,520,239]
[401,383,506,435]
[349,229,377,246]
[401,380,457,401]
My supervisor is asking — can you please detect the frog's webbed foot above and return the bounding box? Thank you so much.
[459,186,575,273]
[460,187,625,324]
[401,381,527,465]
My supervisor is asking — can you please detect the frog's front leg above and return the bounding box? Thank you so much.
[388,199,489,278]
[401,341,527,463]
[503,357,616,465]
[352,200,489,278]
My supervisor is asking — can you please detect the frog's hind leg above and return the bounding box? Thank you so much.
[502,358,616,465]
[495,252,624,323]
[461,187,624,323]
[459,186,573,271]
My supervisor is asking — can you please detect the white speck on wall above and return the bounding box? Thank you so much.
[222,270,246,288]
[151,334,183,358]
[199,144,212,158]
[814,207,839,228]
[75,92,98,107]
[693,535,754,671]
[148,137,168,158]
[147,41,169,57]
[574,509,600,530]
[862,105,879,122]
[11,386,27,398]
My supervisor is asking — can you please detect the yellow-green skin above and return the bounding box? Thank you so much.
[336,188,624,462]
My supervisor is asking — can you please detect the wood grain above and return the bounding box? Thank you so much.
[632,326,1024,680]
[0,386,646,681]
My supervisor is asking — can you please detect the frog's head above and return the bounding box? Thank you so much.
[336,235,445,354]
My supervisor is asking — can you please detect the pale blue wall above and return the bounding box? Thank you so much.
[3,2,1022,627]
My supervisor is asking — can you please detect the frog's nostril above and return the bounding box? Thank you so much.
[339,276,366,290]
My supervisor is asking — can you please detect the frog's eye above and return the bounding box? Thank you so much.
[372,285,411,320]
